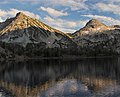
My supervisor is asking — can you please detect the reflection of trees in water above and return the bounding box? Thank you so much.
[0,78,118,97]
[0,57,119,96]
[0,79,58,97]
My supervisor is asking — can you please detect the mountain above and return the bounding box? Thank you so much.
[1,13,120,58]
[73,19,120,55]
[0,12,78,58]
[73,19,113,37]
[0,12,75,48]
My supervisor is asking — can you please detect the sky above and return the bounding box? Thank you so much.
[0,0,120,33]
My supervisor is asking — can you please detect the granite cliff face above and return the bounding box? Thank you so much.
[73,19,120,55]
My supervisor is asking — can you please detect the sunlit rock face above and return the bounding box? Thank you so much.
[0,12,75,48]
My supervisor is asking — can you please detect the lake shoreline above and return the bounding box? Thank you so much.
[2,55,118,62]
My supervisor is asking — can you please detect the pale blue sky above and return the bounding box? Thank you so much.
[0,0,120,33]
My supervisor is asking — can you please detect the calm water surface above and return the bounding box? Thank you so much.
[0,57,120,97]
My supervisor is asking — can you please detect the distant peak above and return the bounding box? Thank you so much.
[85,18,106,28]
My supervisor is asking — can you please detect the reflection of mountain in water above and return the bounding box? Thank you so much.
[40,79,92,97]
[0,58,120,97]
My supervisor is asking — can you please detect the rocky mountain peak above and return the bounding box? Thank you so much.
[0,12,74,48]
[16,12,25,16]
[15,12,27,19]
[0,12,63,36]
[0,12,30,36]
[73,19,113,36]
[85,19,107,28]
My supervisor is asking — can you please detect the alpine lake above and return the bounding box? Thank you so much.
[0,57,120,97]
